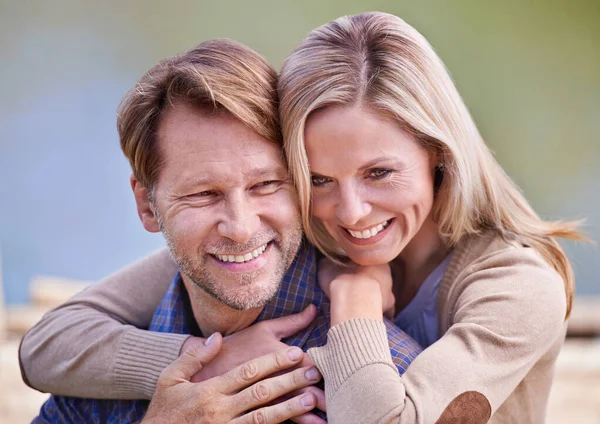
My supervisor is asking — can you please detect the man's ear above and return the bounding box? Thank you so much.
[130,174,160,233]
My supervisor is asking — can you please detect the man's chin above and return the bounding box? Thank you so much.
[214,281,280,311]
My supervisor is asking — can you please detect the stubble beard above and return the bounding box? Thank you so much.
[156,212,303,310]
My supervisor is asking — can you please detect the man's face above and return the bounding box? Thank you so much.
[140,101,302,310]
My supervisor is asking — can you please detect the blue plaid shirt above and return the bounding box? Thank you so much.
[34,241,421,423]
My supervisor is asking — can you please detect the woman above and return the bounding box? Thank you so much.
[276,12,583,423]
[21,12,582,423]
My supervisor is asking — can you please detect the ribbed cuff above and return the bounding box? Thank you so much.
[113,329,190,399]
[307,318,397,395]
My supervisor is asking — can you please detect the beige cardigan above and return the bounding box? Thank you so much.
[20,231,567,422]
[309,231,567,423]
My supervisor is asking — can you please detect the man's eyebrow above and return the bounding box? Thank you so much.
[174,165,288,192]
[243,165,288,179]
[176,175,212,189]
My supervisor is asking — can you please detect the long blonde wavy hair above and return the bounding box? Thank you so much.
[278,12,584,318]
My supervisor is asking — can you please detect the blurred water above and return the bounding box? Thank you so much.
[1,0,598,304]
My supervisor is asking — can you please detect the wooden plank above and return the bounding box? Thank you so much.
[6,305,49,336]
[567,297,600,338]
[29,276,91,309]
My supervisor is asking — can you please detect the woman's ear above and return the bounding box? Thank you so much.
[432,150,445,195]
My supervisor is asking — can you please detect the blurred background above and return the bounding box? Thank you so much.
[0,0,598,422]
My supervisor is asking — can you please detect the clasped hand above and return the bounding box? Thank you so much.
[144,305,326,424]
[318,258,395,326]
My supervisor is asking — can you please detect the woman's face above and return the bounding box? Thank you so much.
[304,105,437,265]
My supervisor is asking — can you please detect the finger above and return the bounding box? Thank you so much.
[161,332,222,384]
[291,412,328,424]
[293,386,326,413]
[217,347,305,394]
[263,304,317,339]
[231,392,319,424]
[231,366,321,415]
[299,352,315,369]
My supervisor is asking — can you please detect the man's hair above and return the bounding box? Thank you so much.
[117,39,281,189]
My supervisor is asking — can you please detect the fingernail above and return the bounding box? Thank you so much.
[287,347,303,361]
[305,367,320,381]
[300,393,315,408]
[204,333,216,346]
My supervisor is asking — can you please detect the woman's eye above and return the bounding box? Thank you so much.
[367,168,392,180]
[311,175,331,187]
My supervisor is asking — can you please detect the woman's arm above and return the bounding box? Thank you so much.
[19,248,184,400]
[309,247,568,423]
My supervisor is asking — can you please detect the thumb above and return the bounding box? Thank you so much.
[162,332,223,384]
[266,304,317,339]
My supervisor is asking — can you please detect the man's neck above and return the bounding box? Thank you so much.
[181,275,263,337]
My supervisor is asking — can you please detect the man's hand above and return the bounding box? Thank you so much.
[180,305,326,422]
[318,258,394,325]
[144,333,325,424]
[182,305,317,381]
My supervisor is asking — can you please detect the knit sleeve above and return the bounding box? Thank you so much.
[19,248,188,400]
[308,246,567,424]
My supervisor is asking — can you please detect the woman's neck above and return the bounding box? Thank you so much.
[392,216,449,312]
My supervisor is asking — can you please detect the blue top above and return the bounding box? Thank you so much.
[394,252,453,348]
[34,241,422,423]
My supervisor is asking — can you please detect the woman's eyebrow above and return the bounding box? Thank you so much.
[358,157,405,170]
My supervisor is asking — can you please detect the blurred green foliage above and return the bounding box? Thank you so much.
[1,0,598,297]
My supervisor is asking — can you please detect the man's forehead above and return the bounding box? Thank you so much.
[161,135,285,169]
[155,108,285,186]
[157,102,280,156]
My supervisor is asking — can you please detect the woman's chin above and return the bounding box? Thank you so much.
[346,249,399,266]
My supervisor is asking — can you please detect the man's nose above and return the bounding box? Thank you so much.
[335,182,372,227]
[217,193,259,244]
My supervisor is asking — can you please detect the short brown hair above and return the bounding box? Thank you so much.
[117,39,281,189]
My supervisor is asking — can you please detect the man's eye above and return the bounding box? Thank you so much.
[252,180,282,193]
[188,190,217,199]
[367,168,392,180]
[197,190,216,197]
[311,175,331,187]
[255,180,277,187]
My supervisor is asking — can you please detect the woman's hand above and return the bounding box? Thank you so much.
[318,258,395,326]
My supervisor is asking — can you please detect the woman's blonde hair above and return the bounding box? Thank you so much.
[279,11,584,318]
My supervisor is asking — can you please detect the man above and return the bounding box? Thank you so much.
[26,39,421,423]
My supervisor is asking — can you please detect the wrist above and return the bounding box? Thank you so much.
[329,277,383,326]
